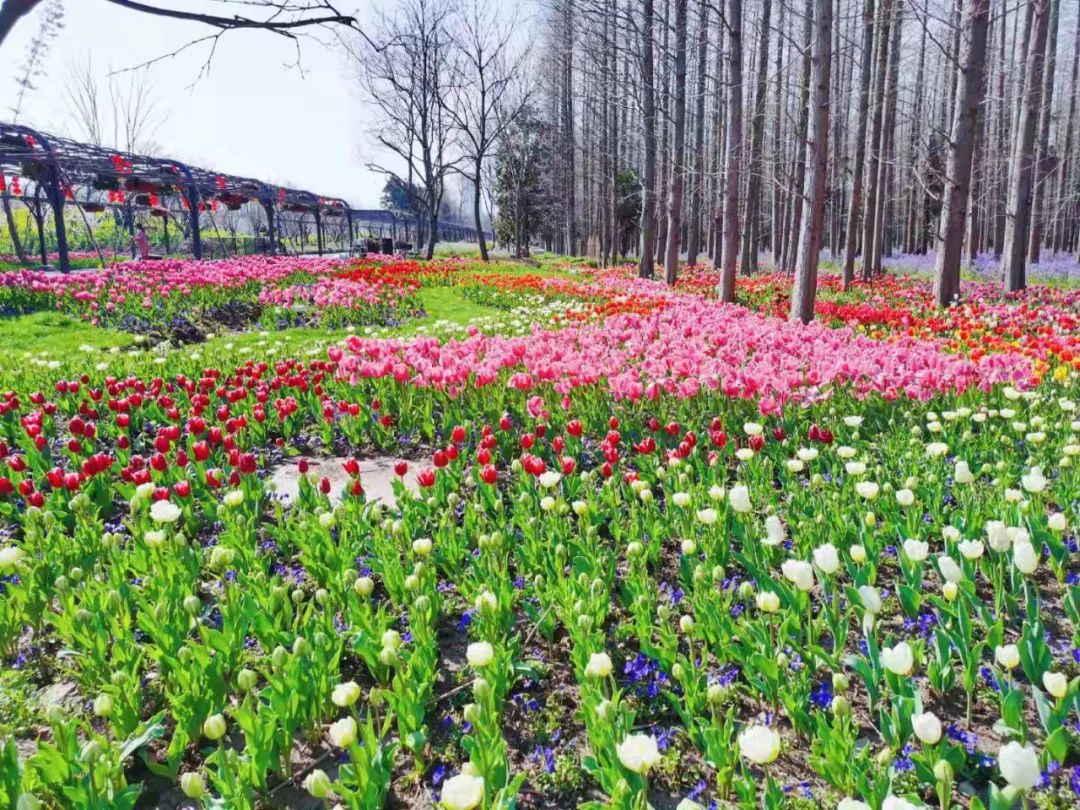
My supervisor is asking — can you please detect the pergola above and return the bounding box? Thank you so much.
[0,121,489,271]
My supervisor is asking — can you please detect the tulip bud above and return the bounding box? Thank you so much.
[831,696,851,717]
[93,693,114,717]
[707,683,725,704]
[472,677,491,700]
[110,670,127,687]
[180,772,207,799]
[934,760,954,784]
[354,576,374,597]
[303,769,332,799]
[202,713,227,740]
[183,595,201,615]
[238,668,258,692]
[272,645,289,670]
[832,672,849,692]
[292,636,310,657]
[80,740,103,764]
[463,703,481,724]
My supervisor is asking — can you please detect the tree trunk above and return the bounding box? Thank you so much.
[1002,0,1051,291]
[791,0,833,323]
[1027,0,1058,263]
[473,161,489,261]
[2,192,26,263]
[639,0,658,277]
[870,2,901,275]
[859,0,892,280]
[718,0,744,300]
[934,0,990,306]
[664,0,689,284]
[841,0,876,287]
[784,0,815,273]
[739,0,772,275]
[686,0,709,265]
[1051,0,1079,252]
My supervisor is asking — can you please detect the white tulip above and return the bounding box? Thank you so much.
[1013,542,1038,575]
[466,642,495,668]
[995,644,1020,669]
[998,741,1040,790]
[763,515,785,546]
[737,724,781,764]
[616,733,662,774]
[813,543,840,575]
[880,641,914,675]
[953,461,975,484]
[985,520,1011,553]
[902,539,929,563]
[1048,512,1068,532]
[328,716,357,748]
[858,585,882,615]
[926,442,948,458]
[855,481,879,499]
[1042,671,1068,698]
[1021,467,1047,493]
[937,555,963,583]
[781,559,814,592]
[150,500,181,524]
[696,508,718,525]
[729,485,752,513]
[0,546,24,570]
[538,471,562,488]
[895,489,915,507]
[911,711,942,744]
[441,770,485,810]
[756,591,780,613]
[957,539,984,560]
[585,652,613,679]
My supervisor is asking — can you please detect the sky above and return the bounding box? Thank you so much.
[0,0,390,207]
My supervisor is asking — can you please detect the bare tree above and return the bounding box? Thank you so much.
[663,0,688,284]
[637,0,658,277]
[841,0,875,288]
[1002,0,1051,291]
[790,0,833,323]
[739,0,771,275]
[354,0,458,260]
[718,0,743,302]
[63,57,166,153]
[2,0,365,61]
[445,0,531,261]
[933,0,990,306]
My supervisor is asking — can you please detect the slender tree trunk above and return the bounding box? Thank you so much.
[639,0,658,277]
[841,0,876,287]
[2,192,26,262]
[1051,0,1079,252]
[859,0,892,279]
[1027,0,1058,263]
[664,0,689,284]
[473,162,488,261]
[740,0,772,274]
[1002,0,1051,291]
[934,0,990,306]
[686,0,710,265]
[784,0,815,273]
[791,0,833,323]
[719,0,744,299]
[870,2,901,275]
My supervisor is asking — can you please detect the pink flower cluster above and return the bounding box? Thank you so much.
[258,275,417,311]
[334,293,1033,412]
[0,256,346,312]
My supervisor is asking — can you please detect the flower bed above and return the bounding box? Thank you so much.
[0,257,1079,810]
